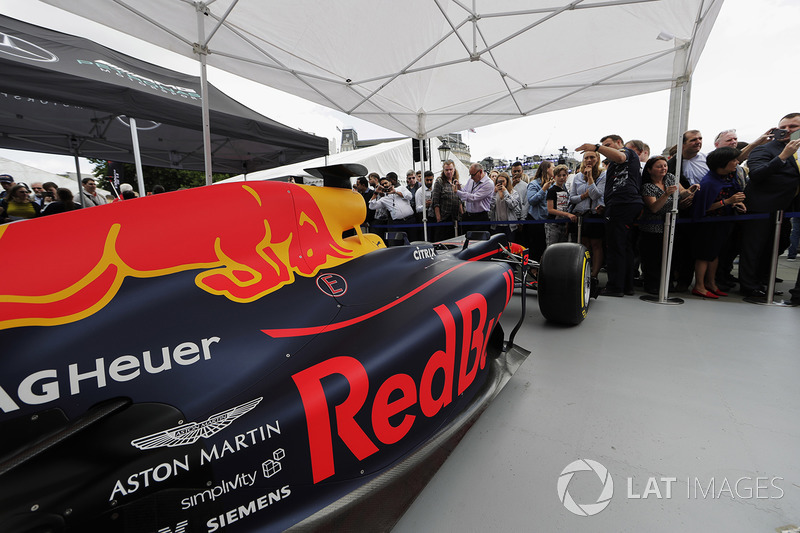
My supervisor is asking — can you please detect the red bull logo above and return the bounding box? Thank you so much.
[0,182,383,330]
[291,292,500,484]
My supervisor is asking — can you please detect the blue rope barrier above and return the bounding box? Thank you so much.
[368,211,800,230]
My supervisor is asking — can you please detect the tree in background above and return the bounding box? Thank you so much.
[90,159,232,196]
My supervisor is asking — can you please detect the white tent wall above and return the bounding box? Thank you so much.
[220,139,471,187]
[0,156,78,194]
[35,0,723,144]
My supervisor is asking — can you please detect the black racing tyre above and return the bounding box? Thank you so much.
[537,242,591,325]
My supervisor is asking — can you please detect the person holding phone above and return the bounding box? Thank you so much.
[690,147,746,299]
[369,173,416,238]
[455,163,494,234]
[489,172,521,239]
[525,160,555,262]
[576,135,644,297]
[711,128,771,290]
[738,113,800,298]
[570,150,606,296]
[638,156,696,295]
[545,164,576,246]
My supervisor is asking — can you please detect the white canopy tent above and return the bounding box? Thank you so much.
[220,139,471,186]
[38,0,722,147]
[34,0,723,304]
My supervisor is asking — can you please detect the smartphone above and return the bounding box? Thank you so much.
[772,128,789,141]
[791,130,800,141]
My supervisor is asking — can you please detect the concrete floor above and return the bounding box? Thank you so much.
[394,257,799,533]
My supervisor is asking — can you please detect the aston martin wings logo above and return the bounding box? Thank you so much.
[131,398,263,450]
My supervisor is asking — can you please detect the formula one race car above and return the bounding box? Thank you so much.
[0,177,590,532]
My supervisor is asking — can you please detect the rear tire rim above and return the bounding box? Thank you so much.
[582,255,591,309]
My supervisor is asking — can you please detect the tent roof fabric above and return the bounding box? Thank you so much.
[0,15,329,173]
[40,0,723,139]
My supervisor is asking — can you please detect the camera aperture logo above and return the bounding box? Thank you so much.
[557,459,614,516]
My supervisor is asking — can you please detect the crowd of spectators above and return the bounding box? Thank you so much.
[5,113,799,304]
[359,112,800,303]
[0,176,164,224]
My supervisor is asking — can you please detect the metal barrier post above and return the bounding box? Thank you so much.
[745,210,792,307]
[576,214,583,243]
[641,201,683,305]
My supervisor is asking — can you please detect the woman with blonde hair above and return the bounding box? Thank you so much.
[525,160,555,261]
[569,151,606,293]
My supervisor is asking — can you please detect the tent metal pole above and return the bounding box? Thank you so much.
[73,154,85,208]
[129,117,146,197]
[70,137,86,208]
[196,6,214,186]
[642,78,689,305]
[421,137,429,242]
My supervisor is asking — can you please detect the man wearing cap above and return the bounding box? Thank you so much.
[455,163,493,234]
[79,177,108,206]
[0,174,14,200]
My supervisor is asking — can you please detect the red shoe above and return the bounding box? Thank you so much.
[712,288,728,297]
[692,288,719,299]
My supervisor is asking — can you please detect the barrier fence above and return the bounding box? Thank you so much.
[367,211,799,307]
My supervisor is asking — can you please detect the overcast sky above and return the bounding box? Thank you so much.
[1,0,798,175]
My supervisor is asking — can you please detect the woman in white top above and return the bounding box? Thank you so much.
[489,172,521,239]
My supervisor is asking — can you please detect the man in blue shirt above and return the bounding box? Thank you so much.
[456,163,494,234]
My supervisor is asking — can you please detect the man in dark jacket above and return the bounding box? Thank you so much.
[739,113,800,297]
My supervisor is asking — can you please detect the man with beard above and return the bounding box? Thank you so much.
[432,160,462,241]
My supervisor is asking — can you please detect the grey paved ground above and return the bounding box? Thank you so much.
[394,257,799,533]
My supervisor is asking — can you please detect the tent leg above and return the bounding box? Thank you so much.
[129,117,146,197]
[71,141,85,208]
[196,7,213,186]
[642,78,689,306]
[419,137,429,242]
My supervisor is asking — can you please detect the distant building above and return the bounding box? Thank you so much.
[478,144,580,173]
